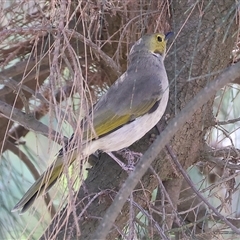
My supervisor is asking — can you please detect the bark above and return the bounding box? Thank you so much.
[0,0,238,239]
[40,0,238,239]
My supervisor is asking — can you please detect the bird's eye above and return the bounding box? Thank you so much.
[157,35,162,42]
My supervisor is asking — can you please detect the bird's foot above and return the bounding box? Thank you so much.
[107,152,134,171]
[117,148,142,164]
[107,149,142,172]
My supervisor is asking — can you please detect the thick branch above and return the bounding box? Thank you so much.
[94,61,240,239]
[0,100,58,141]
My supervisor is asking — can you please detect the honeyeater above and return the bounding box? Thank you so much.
[12,33,170,213]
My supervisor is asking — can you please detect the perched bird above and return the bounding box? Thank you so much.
[12,33,170,213]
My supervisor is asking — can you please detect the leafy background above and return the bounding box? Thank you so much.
[0,0,240,239]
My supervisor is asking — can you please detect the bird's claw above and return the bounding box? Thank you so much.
[107,149,142,172]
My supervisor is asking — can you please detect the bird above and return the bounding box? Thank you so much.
[12,32,170,213]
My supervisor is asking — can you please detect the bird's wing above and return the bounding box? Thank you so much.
[82,69,165,140]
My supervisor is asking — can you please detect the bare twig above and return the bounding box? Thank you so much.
[206,146,240,158]
[63,29,121,75]
[217,117,240,125]
[214,125,235,146]
[132,200,170,240]
[150,165,183,231]
[0,75,31,114]
[6,141,56,218]
[207,157,240,170]
[0,55,49,81]
[202,145,240,170]
[168,147,240,235]
[93,61,240,239]
[0,79,75,147]
[128,192,135,240]
[0,100,59,141]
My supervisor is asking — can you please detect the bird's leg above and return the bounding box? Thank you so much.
[117,148,142,165]
[107,152,134,172]
[107,149,142,172]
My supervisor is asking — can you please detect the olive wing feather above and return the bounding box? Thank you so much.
[84,71,164,139]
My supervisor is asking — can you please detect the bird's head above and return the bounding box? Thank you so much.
[130,32,172,59]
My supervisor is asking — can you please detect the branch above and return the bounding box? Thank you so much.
[63,29,121,75]
[0,75,31,114]
[217,117,240,125]
[207,157,240,170]
[169,149,240,235]
[93,61,240,239]
[0,55,49,83]
[5,141,56,218]
[0,80,74,148]
[202,145,240,170]
[151,166,183,235]
[0,100,58,141]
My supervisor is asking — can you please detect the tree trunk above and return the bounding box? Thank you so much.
[40,0,237,239]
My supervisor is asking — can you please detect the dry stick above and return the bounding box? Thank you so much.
[217,117,240,125]
[93,61,240,239]
[6,141,56,218]
[165,144,240,234]
[150,166,185,233]
[1,75,31,114]
[63,29,121,75]
[0,100,59,142]
[212,146,240,158]
[207,156,240,170]
[132,200,170,239]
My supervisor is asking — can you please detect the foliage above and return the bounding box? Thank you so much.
[0,0,240,239]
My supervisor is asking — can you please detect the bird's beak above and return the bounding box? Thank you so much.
[165,32,174,40]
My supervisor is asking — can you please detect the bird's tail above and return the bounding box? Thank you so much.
[12,152,75,213]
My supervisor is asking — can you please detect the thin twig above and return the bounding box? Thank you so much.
[63,29,121,75]
[128,192,135,240]
[93,61,240,239]
[0,75,31,114]
[0,100,60,142]
[217,117,240,125]
[150,166,184,230]
[132,201,170,240]
[207,157,240,170]
[6,141,56,218]
[166,145,240,235]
